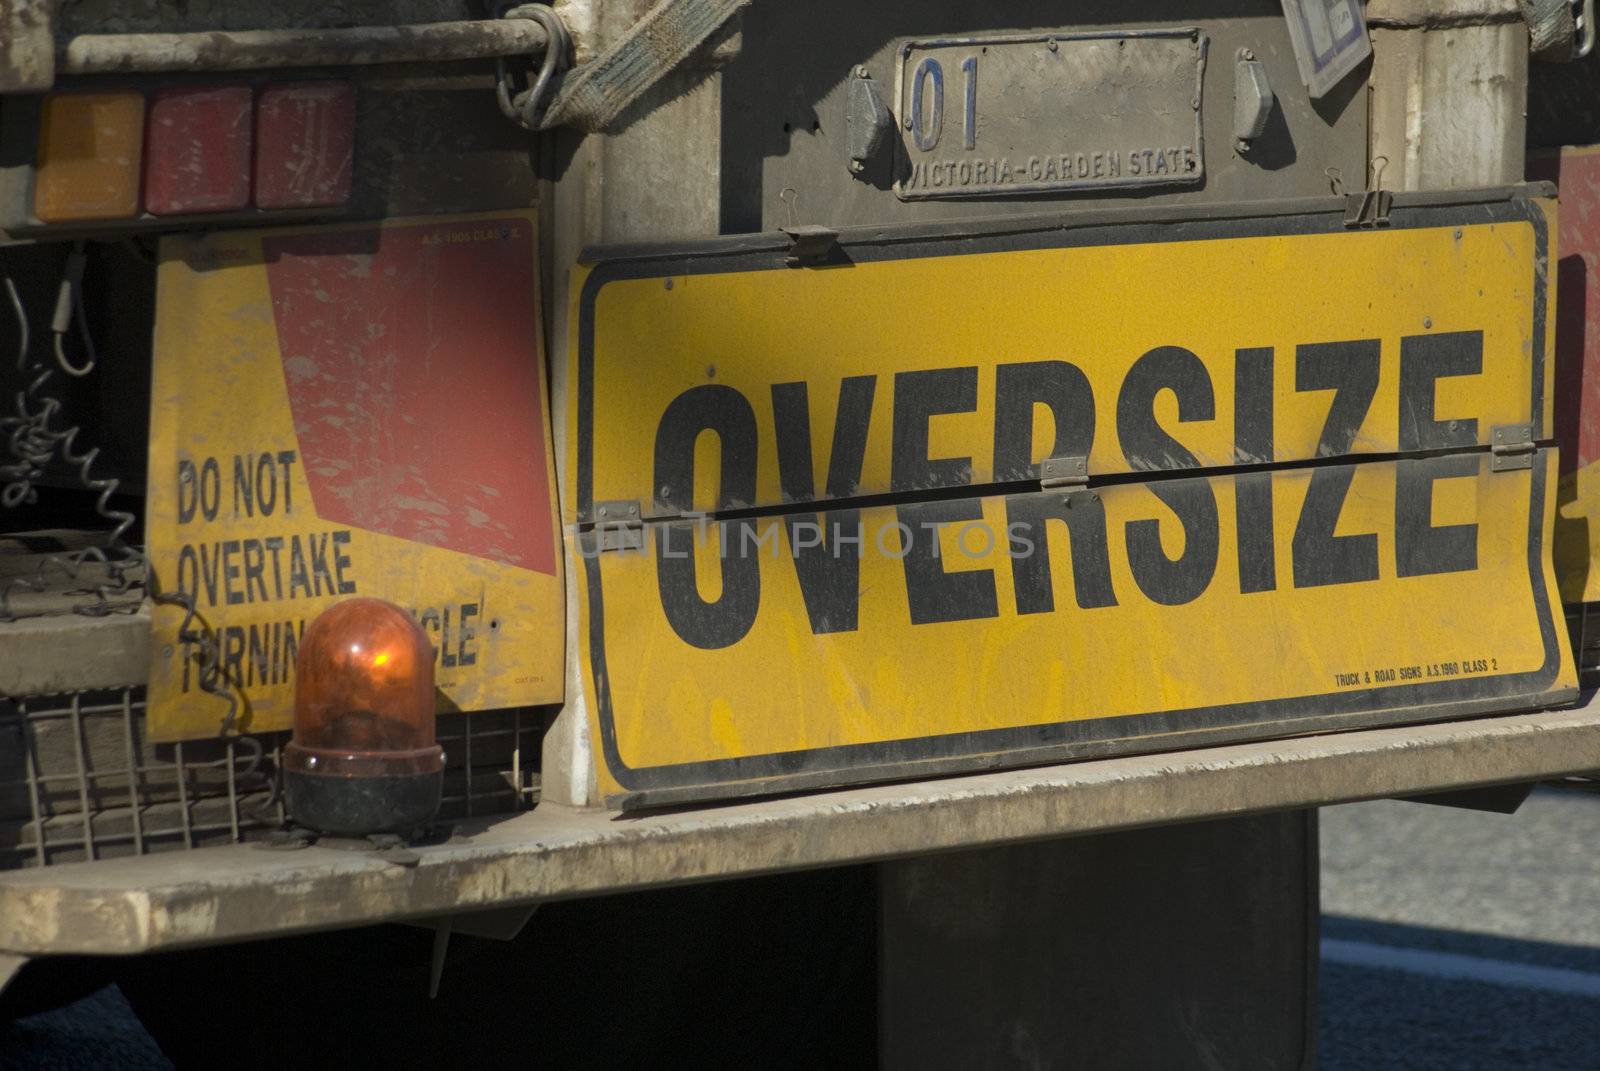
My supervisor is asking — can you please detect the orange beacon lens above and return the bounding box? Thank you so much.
[284,598,444,836]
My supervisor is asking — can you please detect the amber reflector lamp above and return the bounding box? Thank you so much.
[284,598,443,836]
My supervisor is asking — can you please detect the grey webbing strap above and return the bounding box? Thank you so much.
[541,0,749,132]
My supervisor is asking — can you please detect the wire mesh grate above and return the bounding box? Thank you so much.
[0,689,542,869]
[1568,603,1600,682]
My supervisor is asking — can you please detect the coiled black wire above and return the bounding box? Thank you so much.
[1,254,275,814]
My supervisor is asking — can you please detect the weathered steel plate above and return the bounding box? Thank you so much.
[145,211,565,740]
[892,29,1206,200]
[569,196,1573,808]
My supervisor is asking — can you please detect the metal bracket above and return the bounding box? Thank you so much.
[1490,423,1536,471]
[407,903,541,943]
[1039,455,1089,490]
[846,66,895,178]
[590,500,644,552]
[781,224,840,267]
[1232,48,1274,153]
[1344,188,1393,228]
[1339,156,1393,228]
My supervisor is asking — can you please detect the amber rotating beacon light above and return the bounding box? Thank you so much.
[284,598,444,836]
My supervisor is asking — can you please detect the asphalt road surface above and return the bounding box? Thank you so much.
[1320,784,1600,1070]
[4,786,1600,1068]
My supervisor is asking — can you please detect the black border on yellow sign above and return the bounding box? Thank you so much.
[577,190,1568,808]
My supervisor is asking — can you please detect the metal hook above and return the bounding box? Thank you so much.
[1325,167,1346,197]
[3,276,26,373]
[52,243,95,378]
[779,187,799,229]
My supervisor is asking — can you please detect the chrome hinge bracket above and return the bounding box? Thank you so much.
[588,500,644,553]
[1490,423,1536,471]
[1039,455,1090,490]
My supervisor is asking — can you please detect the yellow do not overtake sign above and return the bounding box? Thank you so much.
[570,196,1575,808]
[147,212,565,741]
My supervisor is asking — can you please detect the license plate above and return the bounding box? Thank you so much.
[893,30,1206,200]
[569,197,1574,808]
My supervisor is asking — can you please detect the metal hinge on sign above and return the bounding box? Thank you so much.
[590,500,644,552]
[1491,424,1535,471]
[1039,455,1089,489]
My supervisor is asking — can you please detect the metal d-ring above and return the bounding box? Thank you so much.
[495,3,573,131]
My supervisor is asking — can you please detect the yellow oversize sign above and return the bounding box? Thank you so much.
[148,212,564,741]
[571,199,1575,807]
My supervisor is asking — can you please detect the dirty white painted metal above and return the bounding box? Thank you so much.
[0,0,54,92]
[541,0,725,806]
[0,607,148,696]
[1367,0,1524,27]
[1369,0,1528,189]
[3,703,1598,956]
[551,0,600,63]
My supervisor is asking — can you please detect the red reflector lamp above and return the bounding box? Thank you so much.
[285,598,443,836]
[254,81,355,209]
[144,85,253,215]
